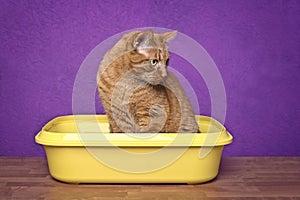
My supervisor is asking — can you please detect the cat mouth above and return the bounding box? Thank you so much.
[147,77,166,85]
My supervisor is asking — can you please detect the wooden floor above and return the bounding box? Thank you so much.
[0,157,299,200]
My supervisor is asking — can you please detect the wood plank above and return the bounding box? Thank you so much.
[0,157,299,199]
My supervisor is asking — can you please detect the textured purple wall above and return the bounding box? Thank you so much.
[0,0,299,156]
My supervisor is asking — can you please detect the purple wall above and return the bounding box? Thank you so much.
[0,0,299,156]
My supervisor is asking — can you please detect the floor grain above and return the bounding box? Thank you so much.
[0,157,299,199]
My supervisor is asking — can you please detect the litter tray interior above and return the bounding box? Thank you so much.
[44,115,222,134]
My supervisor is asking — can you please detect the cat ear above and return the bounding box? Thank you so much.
[133,30,154,49]
[161,30,178,42]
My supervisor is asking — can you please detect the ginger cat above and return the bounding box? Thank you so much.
[97,30,199,133]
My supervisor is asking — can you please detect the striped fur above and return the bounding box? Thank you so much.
[97,30,199,133]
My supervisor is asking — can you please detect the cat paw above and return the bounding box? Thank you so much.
[148,104,167,132]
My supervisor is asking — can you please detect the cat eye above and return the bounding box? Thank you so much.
[150,59,159,66]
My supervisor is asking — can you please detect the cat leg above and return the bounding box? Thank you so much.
[164,72,199,133]
[133,104,167,133]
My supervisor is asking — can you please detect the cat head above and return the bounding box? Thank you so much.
[128,30,177,85]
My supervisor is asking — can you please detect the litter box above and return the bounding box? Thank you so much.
[35,115,233,184]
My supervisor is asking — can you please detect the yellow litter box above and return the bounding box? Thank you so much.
[35,115,233,184]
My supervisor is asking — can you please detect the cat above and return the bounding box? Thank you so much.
[97,30,199,133]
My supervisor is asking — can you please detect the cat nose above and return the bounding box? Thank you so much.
[160,67,167,78]
[161,69,167,78]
